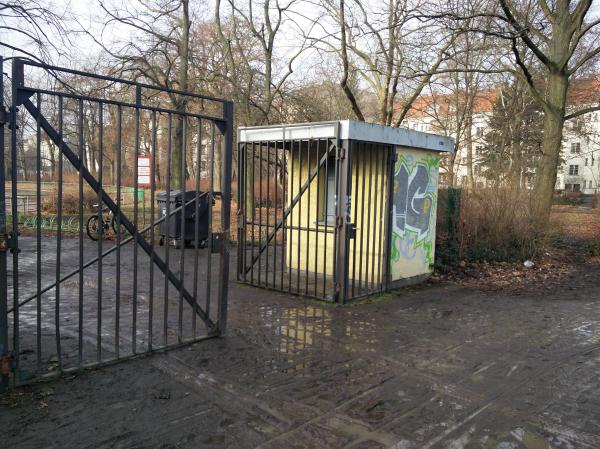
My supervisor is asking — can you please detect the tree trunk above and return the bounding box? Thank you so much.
[447,142,459,187]
[172,0,190,190]
[534,74,568,217]
[465,114,474,189]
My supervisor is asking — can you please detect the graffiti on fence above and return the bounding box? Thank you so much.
[390,151,440,279]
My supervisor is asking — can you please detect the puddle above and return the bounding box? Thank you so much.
[572,321,600,344]
[510,428,554,449]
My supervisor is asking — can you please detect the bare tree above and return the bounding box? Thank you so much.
[214,0,310,125]
[0,0,70,60]
[91,0,193,188]
[309,0,459,126]
[451,0,600,216]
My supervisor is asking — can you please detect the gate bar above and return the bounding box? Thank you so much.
[0,56,8,392]
[55,96,64,369]
[217,100,234,335]
[192,119,202,338]
[334,139,352,303]
[22,59,227,103]
[133,85,141,353]
[11,60,22,380]
[163,114,173,344]
[21,99,216,331]
[115,104,122,358]
[383,147,397,290]
[35,93,42,373]
[148,110,157,349]
[97,102,104,361]
[77,98,84,366]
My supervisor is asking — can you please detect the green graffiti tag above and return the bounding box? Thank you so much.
[390,154,440,270]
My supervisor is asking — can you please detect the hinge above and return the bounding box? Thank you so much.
[0,107,7,125]
[8,106,21,130]
[337,147,345,160]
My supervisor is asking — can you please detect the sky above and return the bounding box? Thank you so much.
[2,0,600,77]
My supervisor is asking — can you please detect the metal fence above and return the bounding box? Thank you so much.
[0,57,233,390]
[237,124,394,303]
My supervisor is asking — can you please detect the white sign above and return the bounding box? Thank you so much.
[138,156,152,186]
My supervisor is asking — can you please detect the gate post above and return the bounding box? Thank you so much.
[334,139,352,303]
[0,56,9,391]
[217,101,233,335]
[383,147,397,291]
[236,142,245,281]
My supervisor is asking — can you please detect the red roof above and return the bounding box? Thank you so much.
[403,75,599,119]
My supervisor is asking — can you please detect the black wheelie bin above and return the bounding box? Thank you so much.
[156,190,210,248]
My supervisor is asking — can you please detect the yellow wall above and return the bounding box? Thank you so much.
[286,142,388,282]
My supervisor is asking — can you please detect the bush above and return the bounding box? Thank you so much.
[41,188,98,215]
[553,191,583,206]
[436,187,549,266]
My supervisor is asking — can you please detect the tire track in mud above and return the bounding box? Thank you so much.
[419,342,600,449]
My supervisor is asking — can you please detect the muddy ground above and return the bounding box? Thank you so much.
[2,207,600,449]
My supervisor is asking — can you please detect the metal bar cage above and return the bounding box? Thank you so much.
[0,58,233,390]
[237,131,393,303]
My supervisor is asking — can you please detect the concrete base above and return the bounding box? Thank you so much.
[388,272,432,290]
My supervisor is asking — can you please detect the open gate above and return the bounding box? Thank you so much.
[0,58,233,390]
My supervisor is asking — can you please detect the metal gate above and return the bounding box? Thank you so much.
[236,123,393,303]
[0,58,233,390]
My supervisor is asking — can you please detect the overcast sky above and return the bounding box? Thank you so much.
[3,1,600,76]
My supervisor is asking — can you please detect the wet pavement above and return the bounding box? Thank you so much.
[2,239,600,448]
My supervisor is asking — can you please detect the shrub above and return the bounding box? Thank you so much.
[436,187,550,265]
[41,187,98,215]
[553,191,583,206]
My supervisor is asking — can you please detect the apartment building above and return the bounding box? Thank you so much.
[404,77,600,192]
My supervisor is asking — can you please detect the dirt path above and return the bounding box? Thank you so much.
[2,259,600,448]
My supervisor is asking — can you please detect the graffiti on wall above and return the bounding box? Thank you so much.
[390,153,440,279]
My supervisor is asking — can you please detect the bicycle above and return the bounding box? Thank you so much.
[86,204,125,241]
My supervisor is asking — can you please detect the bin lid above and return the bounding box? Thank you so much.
[156,190,184,200]
[157,190,206,200]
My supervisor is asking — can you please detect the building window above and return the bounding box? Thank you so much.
[320,158,337,225]
[476,127,484,138]
[475,146,483,155]
[569,164,579,175]
[571,142,581,153]
[585,158,588,166]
